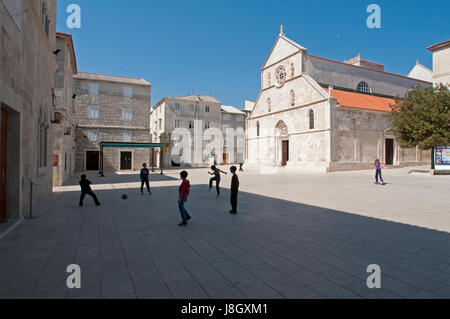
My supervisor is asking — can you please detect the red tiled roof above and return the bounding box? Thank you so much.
[324,88,396,112]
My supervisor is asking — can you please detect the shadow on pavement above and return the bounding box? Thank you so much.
[1,183,449,299]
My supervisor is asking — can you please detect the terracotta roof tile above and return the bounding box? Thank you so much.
[324,88,395,112]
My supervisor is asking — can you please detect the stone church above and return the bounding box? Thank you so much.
[246,27,432,172]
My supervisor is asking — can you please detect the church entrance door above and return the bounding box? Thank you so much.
[282,140,289,167]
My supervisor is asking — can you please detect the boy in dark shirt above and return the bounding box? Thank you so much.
[229,166,239,214]
[178,171,191,226]
[208,165,227,196]
[140,163,152,195]
[79,174,100,207]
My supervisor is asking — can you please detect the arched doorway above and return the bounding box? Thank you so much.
[275,121,289,167]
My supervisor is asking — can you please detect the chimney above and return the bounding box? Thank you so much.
[328,85,333,96]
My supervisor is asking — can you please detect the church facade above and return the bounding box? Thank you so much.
[246,28,432,172]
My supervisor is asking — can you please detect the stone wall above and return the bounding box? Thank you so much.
[330,107,430,171]
[0,0,57,219]
[73,77,151,172]
[307,55,432,96]
[432,45,450,87]
[52,35,76,186]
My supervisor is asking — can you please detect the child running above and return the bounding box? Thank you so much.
[373,159,387,185]
[79,174,101,207]
[208,165,227,196]
[178,171,191,226]
[140,163,152,195]
[229,166,239,214]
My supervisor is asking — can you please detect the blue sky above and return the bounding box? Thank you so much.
[56,0,450,107]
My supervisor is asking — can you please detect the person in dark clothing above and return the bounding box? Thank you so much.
[229,166,239,214]
[178,171,191,226]
[208,165,227,196]
[79,174,100,207]
[140,163,152,195]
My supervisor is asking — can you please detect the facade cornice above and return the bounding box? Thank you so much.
[77,124,149,131]
[248,98,329,120]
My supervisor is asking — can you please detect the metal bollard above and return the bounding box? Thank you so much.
[25,180,38,220]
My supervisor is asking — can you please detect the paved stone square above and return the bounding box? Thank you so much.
[0,166,449,299]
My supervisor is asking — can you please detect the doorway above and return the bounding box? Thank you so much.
[86,151,100,171]
[223,153,228,164]
[282,140,289,167]
[385,139,394,165]
[1,108,7,223]
[120,152,132,170]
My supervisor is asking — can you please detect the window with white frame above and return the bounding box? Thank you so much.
[175,103,180,110]
[88,131,98,142]
[223,114,231,121]
[237,115,244,122]
[88,106,99,119]
[123,109,133,121]
[123,87,133,98]
[175,120,180,128]
[89,83,99,95]
[205,122,210,129]
[123,131,132,143]
[205,106,210,113]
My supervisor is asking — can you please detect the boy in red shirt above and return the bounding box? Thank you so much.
[178,171,191,226]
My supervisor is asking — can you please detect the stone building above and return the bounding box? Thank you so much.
[221,105,246,164]
[0,0,57,223]
[428,40,450,87]
[150,95,224,168]
[52,32,77,187]
[73,73,151,172]
[407,61,433,83]
[246,28,432,172]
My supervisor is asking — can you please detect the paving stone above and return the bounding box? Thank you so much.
[1,168,449,299]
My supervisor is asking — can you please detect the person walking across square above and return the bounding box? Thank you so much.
[229,166,239,214]
[178,171,191,226]
[372,159,387,185]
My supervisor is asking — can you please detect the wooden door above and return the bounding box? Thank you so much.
[385,139,394,165]
[86,151,100,171]
[282,140,289,167]
[1,108,7,223]
[120,152,132,170]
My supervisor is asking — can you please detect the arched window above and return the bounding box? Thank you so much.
[309,109,315,130]
[357,81,371,94]
[267,98,271,113]
[256,121,260,137]
[267,73,271,87]
[290,63,295,78]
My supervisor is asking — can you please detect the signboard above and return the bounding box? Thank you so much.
[53,155,59,167]
[434,146,450,174]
